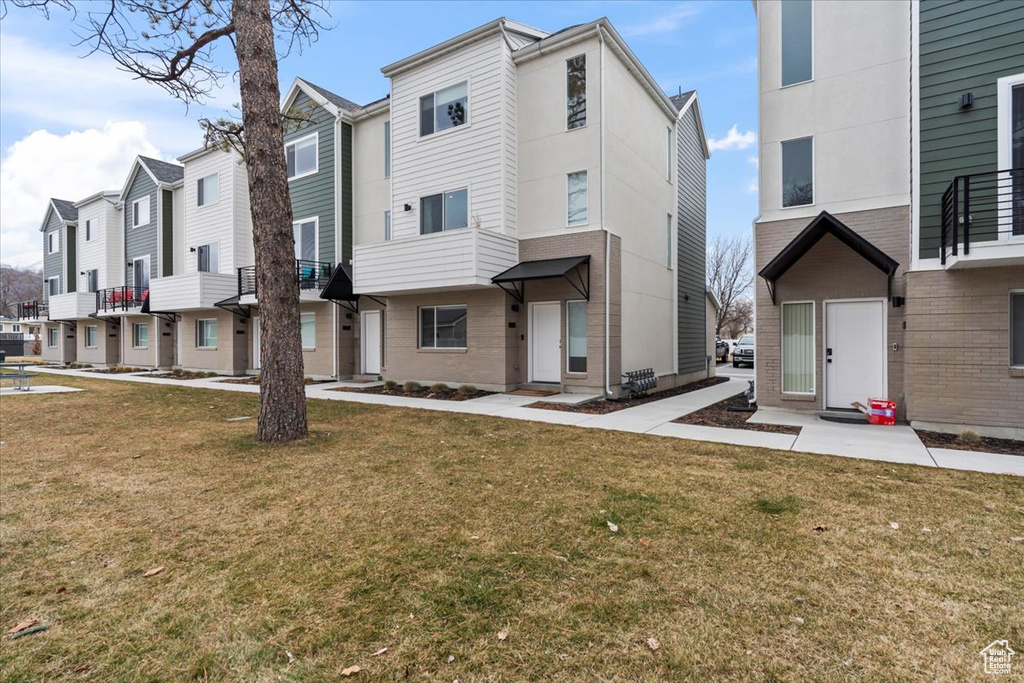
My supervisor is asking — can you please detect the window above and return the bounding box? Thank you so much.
[196,319,217,348]
[567,54,586,130]
[781,0,812,86]
[47,231,58,254]
[47,276,59,297]
[85,269,98,293]
[301,312,316,349]
[666,128,673,180]
[419,305,467,349]
[293,218,318,261]
[1012,292,1024,367]
[384,210,392,241]
[132,195,150,228]
[782,302,814,393]
[12,324,20,333]
[47,327,58,347]
[133,256,151,289]
[197,243,219,273]
[997,73,1024,237]
[567,300,587,373]
[197,173,219,206]
[420,81,468,136]
[782,137,813,207]
[85,219,93,242]
[286,133,318,180]
[85,325,98,348]
[567,171,588,226]
[132,322,149,348]
[666,214,674,268]
[384,121,391,178]
[420,189,468,234]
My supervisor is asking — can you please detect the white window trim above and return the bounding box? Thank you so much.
[132,322,149,349]
[418,79,472,140]
[384,210,392,241]
[197,172,220,207]
[12,325,20,333]
[996,72,1024,242]
[780,0,814,89]
[419,188,470,235]
[566,170,589,227]
[197,241,219,274]
[47,275,60,297]
[418,304,468,350]
[47,231,58,254]
[565,53,587,132]
[47,327,58,348]
[85,219,93,242]
[196,318,218,349]
[780,135,815,209]
[1011,289,1024,369]
[565,299,588,375]
[286,131,319,182]
[781,300,816,395]
[132,196,150,229]
[293,216,320,262]
[85,325,98,349]
[300,311,316,350]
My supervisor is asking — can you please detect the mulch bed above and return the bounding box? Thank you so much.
[526,376,730,415]
[333,385,494,401]
[218,376,333,386]
[149,371,220,380]
[673,392,802,435]
[86,367,145,374]
[915,430,1024,457]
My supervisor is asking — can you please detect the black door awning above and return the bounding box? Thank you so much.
[214,294,251,319]
[491,255,590,303]
[758,211,899,304]
[320,263,359,303]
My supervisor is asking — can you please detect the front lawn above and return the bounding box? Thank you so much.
[1,376,1020,680]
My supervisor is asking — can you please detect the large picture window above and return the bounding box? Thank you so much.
[420,189,468,234]
[781,0,812,86]
[566,54,586,130]
[782,302,814,393]
[567,300,587,373]
[1011,291,1024,368]
[286,133,318,180]
[567,171,588,226]
[419,305,467,349]
[196,319,217,349]
[782,137,813,207]
[420,81,468,136]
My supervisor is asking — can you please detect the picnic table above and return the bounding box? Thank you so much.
[0,362,36,391]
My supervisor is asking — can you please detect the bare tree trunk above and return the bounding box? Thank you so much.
[234,0,308,443]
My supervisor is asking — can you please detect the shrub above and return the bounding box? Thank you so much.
[383,380,399,391]
[958,429,981,445]
[458,384,478,396]
[403,381,422,393]
[429,383,450,393]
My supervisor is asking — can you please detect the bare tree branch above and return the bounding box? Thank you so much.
[707,234,753,336]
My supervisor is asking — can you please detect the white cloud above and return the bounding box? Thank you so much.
[0,122,162,267]
[747,155,759,167]
[745,179,758,195]
[708,125,757,152]
[622,4,701,38]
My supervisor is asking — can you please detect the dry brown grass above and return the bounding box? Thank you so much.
[1,375,1022,681]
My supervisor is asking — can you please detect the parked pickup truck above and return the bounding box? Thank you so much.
[733,334,755,368]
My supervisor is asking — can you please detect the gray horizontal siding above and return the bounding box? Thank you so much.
[285,92,336,263]
[676,106,707,375]
[42,207,63,292]
[124,167,158,286]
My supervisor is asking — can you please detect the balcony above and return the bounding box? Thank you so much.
[148,272,237,312]
[16,300,48,321]
[236,259,333,304]
[352,228,519,296]
[47,292,98,320]
[940,168,1024,268]
[96,286,148,315]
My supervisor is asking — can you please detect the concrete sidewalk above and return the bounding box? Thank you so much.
[27,366,1023,476]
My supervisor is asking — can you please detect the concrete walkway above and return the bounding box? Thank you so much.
[25,366,1023,476]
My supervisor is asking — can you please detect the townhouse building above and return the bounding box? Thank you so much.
[73,191,123,366]
[753,0,1023,437]
[38,198,80,364]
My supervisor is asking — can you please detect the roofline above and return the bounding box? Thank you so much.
[512,19,679,123]
[117,156,181,202]
[177,144,230,163]
[676,92,711,160]
[353,98,390,120]
[39,199,77,232]
[73,191,120,208]
[282,76,347,120]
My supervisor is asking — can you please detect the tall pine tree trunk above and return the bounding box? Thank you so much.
[233,0,308,443]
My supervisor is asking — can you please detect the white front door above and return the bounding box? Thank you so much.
[530,302,561,383]
[825,300,886,409]
[362,310,381,375]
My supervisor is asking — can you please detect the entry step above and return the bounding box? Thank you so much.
[816,409,868,425]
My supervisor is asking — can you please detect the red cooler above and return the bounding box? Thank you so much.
[867,398,896,426]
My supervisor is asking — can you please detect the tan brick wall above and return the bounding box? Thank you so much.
[754,206,910,413]
[77,319,119,366]
[122,315,158,368]
[179,310,248,375]
[300,301,336,378]
[905,265,1024,430]
[41,322,74,364]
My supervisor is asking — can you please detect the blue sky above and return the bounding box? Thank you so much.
[0,1,758,267]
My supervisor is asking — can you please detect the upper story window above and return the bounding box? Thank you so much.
[85,269,98,293]
[420,189,468,234]
[996,73,1024,237]
[47,276,59,296]
[294,218,318,262]
[420,82,468,137]
[666,127,673,180]
[197,243,219,273]
[781,0,812,86]
[46,231,58,254]
[567,54,586,130]
[286,133,318,180]
[132,195,150,228]
[85,219,93,242]
[567,171,588,226]
[384,121,391,178]
[384,210,392,241]
[781,137,813,207]
[197,173,219,206]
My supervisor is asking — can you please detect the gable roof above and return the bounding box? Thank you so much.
[671,90,711,159]
[302,80,362,113]
[139,156,184,184]
[670,91,696,112]
[50,198,78,222]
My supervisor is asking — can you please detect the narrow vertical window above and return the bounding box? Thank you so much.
[666,215,674,268]
[567,171,588,226]
[384,121,391,178]
[1011,83,1023,236]
[197,243,219,273]
[781,0,812,86]
[782,137,813,207]
[567,54,587,130]
[47,232,58,254]
[86,269,98,293]
[85,219,92,242]
[1011,292,1024,367]
[48,327,58,347]
[384,210,392,241]
[782,302,814,393]
[85,325,98,348]
[301,311,316,349]
[567,300,587,373]
[133,322,149,348]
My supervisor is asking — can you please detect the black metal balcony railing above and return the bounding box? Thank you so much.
[97,286,148,313]
[940,167,1023,265]
[16,300,48,320]
[237,260,333,298]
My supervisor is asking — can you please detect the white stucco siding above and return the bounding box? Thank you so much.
[516,37,602,238]
[389,33,510,239]
[182,149,249,274]
[105,202,124,287]
[757,0,911,222]
[76,198,108,291]
[353,109,391,247]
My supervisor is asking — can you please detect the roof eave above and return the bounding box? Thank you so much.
[73,190,120,208]
[381,18,505,78]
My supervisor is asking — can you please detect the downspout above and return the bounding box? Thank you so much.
[600,29,611,398]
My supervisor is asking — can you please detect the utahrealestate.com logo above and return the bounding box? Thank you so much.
[980,640,1015,675]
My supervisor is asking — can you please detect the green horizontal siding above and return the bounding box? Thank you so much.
[285,92,336,263]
